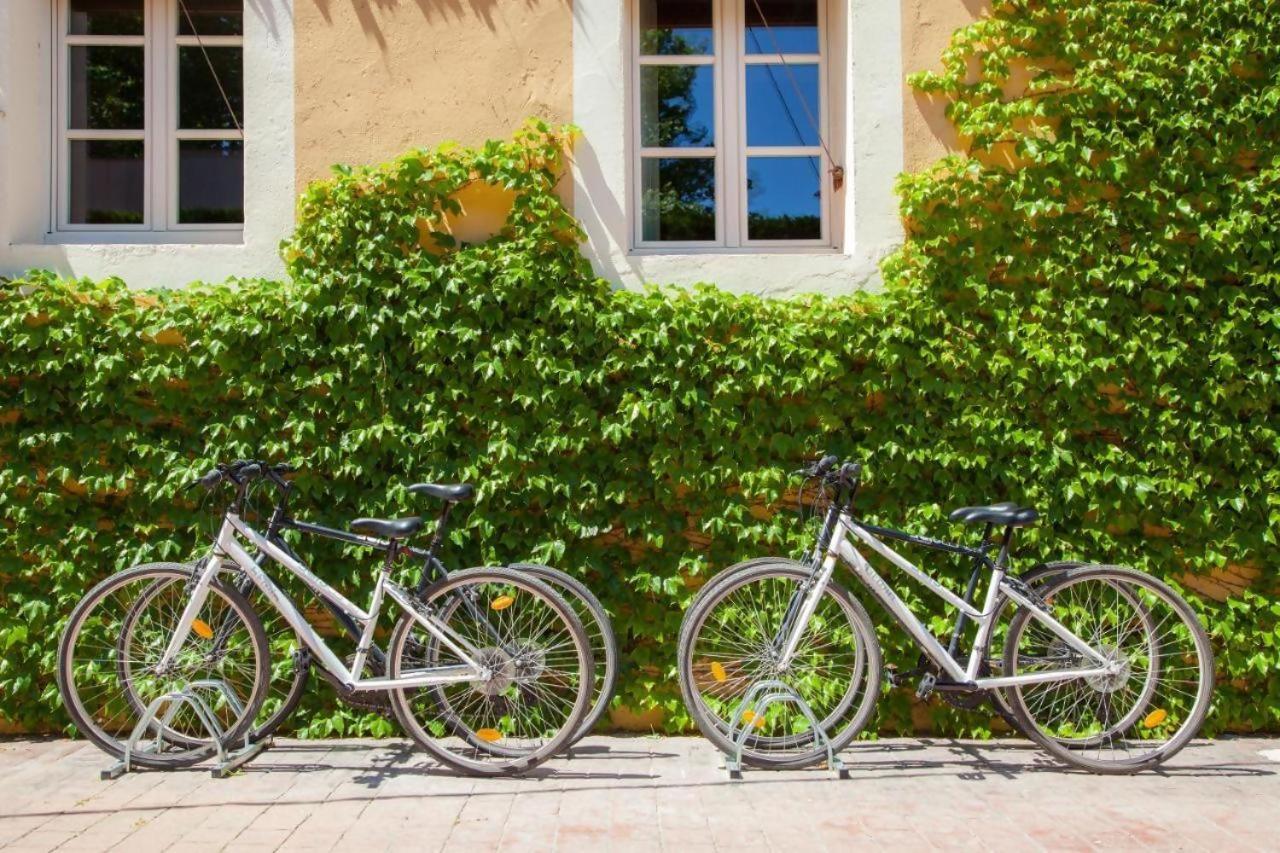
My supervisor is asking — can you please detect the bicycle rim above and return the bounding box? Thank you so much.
[389,567,593,775]
[1004,565,1214,773]
[58,564,269,768]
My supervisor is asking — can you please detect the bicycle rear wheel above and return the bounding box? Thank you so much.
[1003,565,1213,774]
[57,563,270,768]
[678,561,881,769]
[509,563,618,744]
[388,567,593,776]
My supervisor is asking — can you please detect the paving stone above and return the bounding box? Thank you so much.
[0,736,1274,851]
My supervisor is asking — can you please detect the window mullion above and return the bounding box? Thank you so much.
[146,0,162,230]
[54,0,67,230]
[164,0,177,230]
[722,0,743,248]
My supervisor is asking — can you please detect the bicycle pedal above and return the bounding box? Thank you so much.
[885,663,927,689]
[915,673,937,700]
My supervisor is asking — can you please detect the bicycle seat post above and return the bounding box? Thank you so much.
[415,502,454,597]
[945,522,995,659]
[995,525,1016,569]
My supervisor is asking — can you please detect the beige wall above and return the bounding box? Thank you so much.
[901,0,985,173]
[294,0,573,187]
[294,0,979,194]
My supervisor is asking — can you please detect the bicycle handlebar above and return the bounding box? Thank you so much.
[185,460,297,494]
[801,454,861,488]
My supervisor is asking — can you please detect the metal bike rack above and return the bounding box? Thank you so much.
[723,679,849,781]
[101,679,268,780]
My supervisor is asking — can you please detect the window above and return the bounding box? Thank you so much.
[56,0,244,234]
[633,0,833,250]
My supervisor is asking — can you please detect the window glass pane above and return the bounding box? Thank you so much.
[639,0,713,56]
[179,46,244,129]
[68,46,145,130]
[640,65,714,148]
[69,140,145,225]
[745,0,819,55]
[641,157,716,242]
[68,0,144,36]
[179,140,244,224]
[746,156,821,240]
[177,0,243,36]
[745,64,819,147]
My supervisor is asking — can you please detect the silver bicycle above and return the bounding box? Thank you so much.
[679,456,1214,774]
[58,463,594,776]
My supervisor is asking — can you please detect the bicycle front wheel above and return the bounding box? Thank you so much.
[116,563,312,747]
[57,563,270,768]
[1003,565,1214,774]
[387,567,593,776]
[678,560,881,769]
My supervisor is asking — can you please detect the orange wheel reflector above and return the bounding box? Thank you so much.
[710,662,727,683]
[741,710,763,728]
[490,595,515,612]
[1142,709,1168,729]
[190,618,214,640]
[476,728,503,743]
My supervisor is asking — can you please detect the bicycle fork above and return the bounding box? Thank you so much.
[774,516,847,671]
[156,552,221,674]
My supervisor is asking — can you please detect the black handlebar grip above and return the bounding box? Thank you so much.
[838,461,862,484]
[265,465,294,492]
[814,454,839,475]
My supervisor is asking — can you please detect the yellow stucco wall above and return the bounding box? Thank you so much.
[294,0,574,188]
[901,0,985,172]
[293,0,980,247]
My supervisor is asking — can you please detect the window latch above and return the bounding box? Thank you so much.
[831,165,845,192]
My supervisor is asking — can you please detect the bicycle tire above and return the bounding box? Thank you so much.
[57,563,270,768]
[116,563,313,745]
[678,560,881,769]
[1002,564,1213,774]
[387,567,594,776]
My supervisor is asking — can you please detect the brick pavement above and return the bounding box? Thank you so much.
[0,736,1276,851]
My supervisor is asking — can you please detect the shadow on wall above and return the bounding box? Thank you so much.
[309,0,567,46]
[912,90,967,161]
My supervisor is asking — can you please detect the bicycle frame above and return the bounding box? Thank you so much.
[159,512,487,692]
[779,512,1116,689]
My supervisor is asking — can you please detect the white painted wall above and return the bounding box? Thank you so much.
[0,0,295,288]
[572,0,904,297]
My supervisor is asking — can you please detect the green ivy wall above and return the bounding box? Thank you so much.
[2,0,1277,737]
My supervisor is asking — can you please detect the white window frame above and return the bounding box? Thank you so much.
[53,0,244,238]
[630,0,833,253]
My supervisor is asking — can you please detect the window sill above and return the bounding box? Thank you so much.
[44,231,244,246]
[608,249,884,296]
[629,246,841,257]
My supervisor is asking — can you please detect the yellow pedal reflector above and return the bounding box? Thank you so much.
[490,595,515,612]
[709,662,727,683]
[190,618,214,640]
[1142,708,1168,729]
[476,728,503,742]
